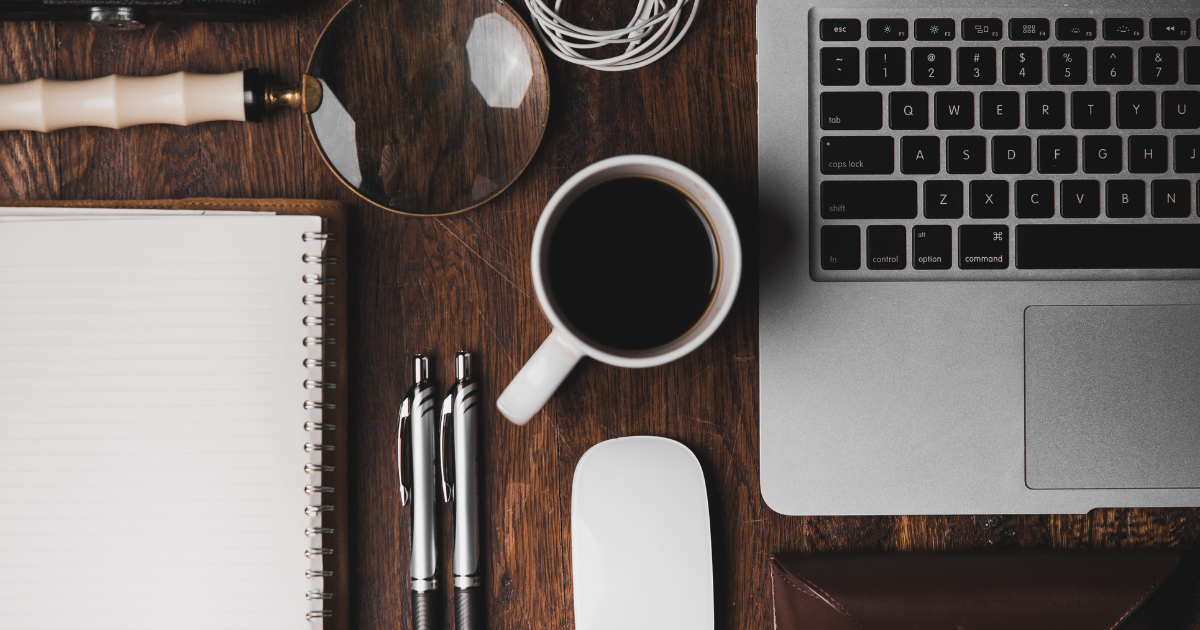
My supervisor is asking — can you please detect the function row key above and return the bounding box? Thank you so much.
[1065,18,1190,41]
[820,17,1195,43]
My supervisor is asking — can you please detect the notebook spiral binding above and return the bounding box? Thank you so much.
[304,231,336,624]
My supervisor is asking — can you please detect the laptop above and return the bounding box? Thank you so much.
[757,0,1200,515]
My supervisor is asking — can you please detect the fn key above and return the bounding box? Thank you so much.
[821,225,861,270]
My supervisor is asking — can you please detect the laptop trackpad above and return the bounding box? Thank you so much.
[1025,305,1200,490]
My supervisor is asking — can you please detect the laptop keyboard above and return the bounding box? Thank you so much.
[809,11,1200,280]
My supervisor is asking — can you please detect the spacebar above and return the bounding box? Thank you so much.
[1016,225,1200,269]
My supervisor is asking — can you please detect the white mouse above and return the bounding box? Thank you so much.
[571,436,714,630]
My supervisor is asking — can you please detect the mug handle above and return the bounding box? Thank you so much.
[497,329,585,424]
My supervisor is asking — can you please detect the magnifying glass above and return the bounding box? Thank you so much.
[0,0,550,216]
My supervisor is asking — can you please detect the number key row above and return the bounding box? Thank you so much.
[821,46,1200,85]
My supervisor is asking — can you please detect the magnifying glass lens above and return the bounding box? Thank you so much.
[307,0,550,215]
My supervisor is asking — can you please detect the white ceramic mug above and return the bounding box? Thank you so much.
[496,155,742,424]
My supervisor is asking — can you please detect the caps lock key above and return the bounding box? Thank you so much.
[820,136,895,174]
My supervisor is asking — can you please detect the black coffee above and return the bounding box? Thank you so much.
[547,176,718,351]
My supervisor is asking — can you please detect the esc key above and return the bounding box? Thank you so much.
[822,19,861,41]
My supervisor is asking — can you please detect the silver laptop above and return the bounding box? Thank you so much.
[757,0,1200,515]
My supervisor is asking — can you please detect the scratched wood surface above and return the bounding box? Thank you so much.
[2,2,1199,628]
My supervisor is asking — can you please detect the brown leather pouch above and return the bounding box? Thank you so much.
[771,550,1196,630]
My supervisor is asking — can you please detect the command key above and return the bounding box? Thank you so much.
[959,225,1009,269]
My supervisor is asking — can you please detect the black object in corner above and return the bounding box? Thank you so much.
[0,1,303,24]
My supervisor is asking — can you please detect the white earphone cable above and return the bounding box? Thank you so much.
[524,0,699,71]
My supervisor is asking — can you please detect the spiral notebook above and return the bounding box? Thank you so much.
[0,202,348,630]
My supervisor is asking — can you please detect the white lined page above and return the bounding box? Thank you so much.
[0,216,325,630]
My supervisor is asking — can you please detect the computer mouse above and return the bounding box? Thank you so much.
[571,436,714,630]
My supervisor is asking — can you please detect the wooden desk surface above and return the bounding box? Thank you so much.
[3,2,1198,628]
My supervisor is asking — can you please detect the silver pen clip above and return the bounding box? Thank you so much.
[397,396,412,506]
[439,390,455,504]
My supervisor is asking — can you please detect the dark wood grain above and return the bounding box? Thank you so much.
[3,2,1199,629]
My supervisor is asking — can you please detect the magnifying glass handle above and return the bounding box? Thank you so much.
[0,69,320,132]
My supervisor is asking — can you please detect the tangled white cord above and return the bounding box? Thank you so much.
[524,0,699,71]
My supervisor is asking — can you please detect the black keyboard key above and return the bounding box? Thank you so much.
[935,92,974,129]
[947,136,987,173]
[820,136,894,174]
[890,92,929,130]
[1003,47,1042,84]
[901,136,940,174]
[1187,47,1200,84]
[1117,91,1156,128]
[1038,136,1078,173]
[1103,18,1144,40]
[1048,47,1087,85]
[1176,135,1200,172]
[1057,18,1097,41]
[1095,47,1134,84]
[1140,47,1179,84]
[1026,92,1066,129]
[1016,225,1200,269]
[1129,135,1168,173]
[1010,18,1050,41]
[913,225,952,269]
[820,181,918,219]
[1163,91,1200,129]
[820,92,883,130]
[970,180,1009,218]
[992,135,1031,173]
[821,48,860,86]
[1150,18,1191,40]
[821,19,861,41]
[915,18,955,41]
[963,18,1002,41]
[980,91,1019,129]
[1061,180,1101,217]
[1016,180,1055,217]
[924,180,964,218]
[959,225,1010,269]
[866,48,906,85]
[821,226,860,270]
[867,225,907,269]
[1107,180,1146,217]
[868,19,909,41]
[1083,135,1122,173]
[958,47,997,85]
[1152,180,1192,217]
[913,47,952,85]
[1072,92,1111,128]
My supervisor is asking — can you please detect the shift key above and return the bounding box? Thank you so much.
[821,136,894,174]
[821,180,917,219]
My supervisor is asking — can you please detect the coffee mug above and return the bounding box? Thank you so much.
[497,155,742,424]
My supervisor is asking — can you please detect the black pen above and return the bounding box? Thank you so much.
[398,355,441,630]
[440,351,482,630]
